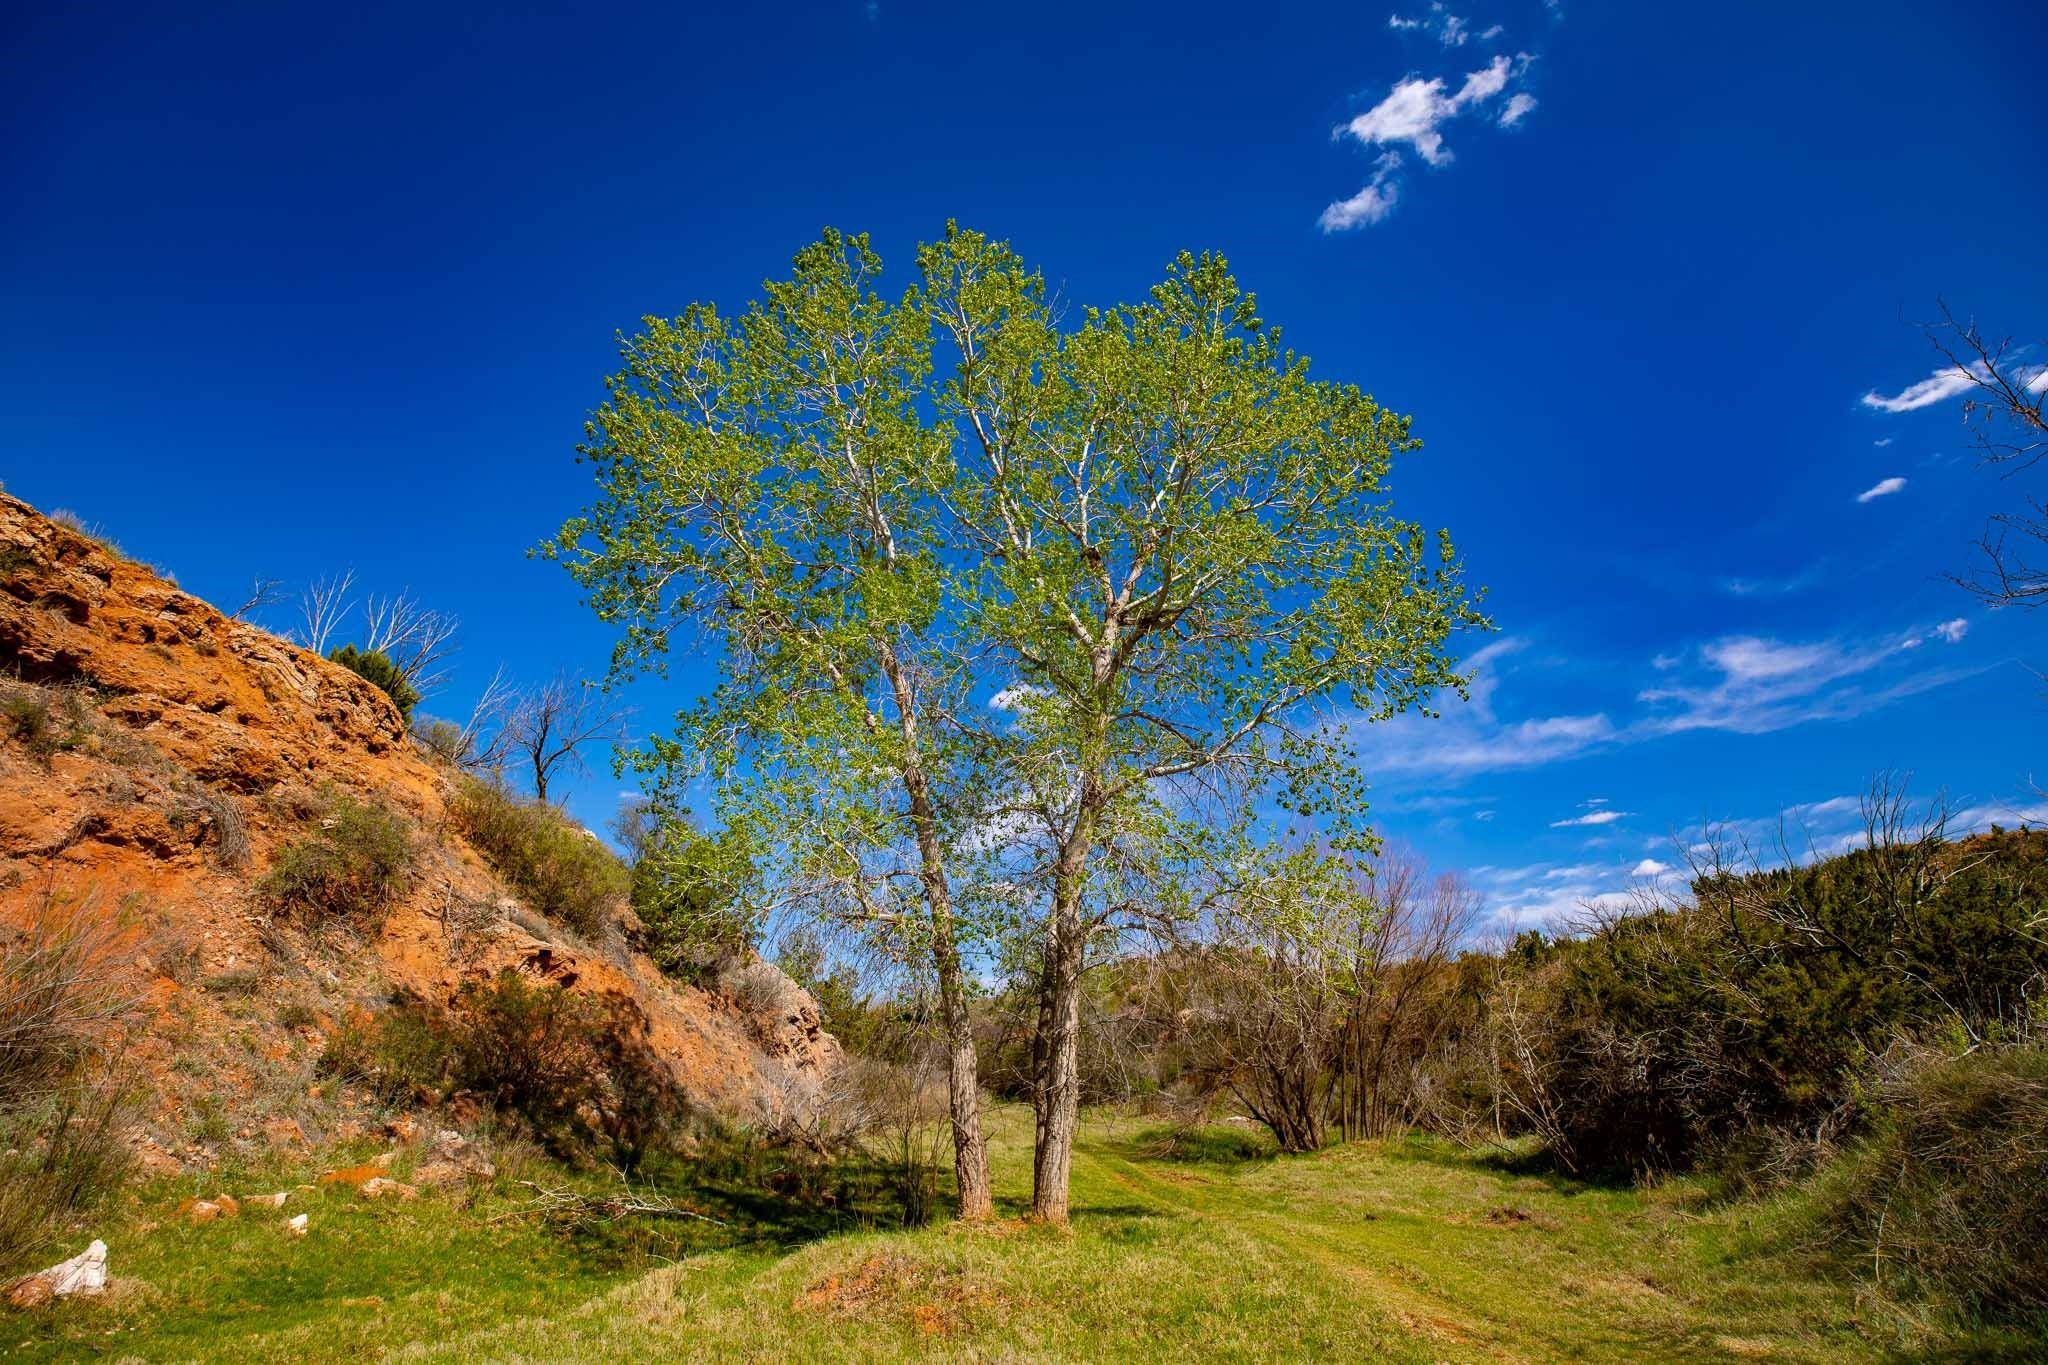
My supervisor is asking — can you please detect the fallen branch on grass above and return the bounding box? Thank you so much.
[506,1175,727,1228]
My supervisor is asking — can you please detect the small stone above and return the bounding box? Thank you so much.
[286,1213,309,1238]
[243,1192,288,1210]
[357,1177,418,1201]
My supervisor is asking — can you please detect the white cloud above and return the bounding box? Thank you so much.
[1861,363,1980,413]
[1873,436,1893,447]
[1636,630,1973,738]
[1630,858,1670,877]
[1359,619,1980,786]
[1856,476,1906,503]
[1722,564,1822,597]
[1336,53,1523,167]
[1387,3,1474,46]
[1319,152,1404,231]
[988,683,1046,711]
[1498,92,1538,127]
[1551,809,1628,827]
[1356,638,1618,774]
[1479,23,1503,38]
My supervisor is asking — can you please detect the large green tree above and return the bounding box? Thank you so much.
[558,225,1484,1225]
[554,232,997,1218]
[918,226,1485,1219]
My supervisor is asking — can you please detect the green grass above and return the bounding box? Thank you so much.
[4,1108,2014,1361]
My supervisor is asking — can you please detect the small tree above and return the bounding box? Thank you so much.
[327,644,421,720]
[505,674,625,804]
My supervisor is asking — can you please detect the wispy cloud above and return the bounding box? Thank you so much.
[1722,564,1823,597]
[1354,638,1617,775]
[1856,476,1906,503]
[1551,808,1629,828]
[1874,436,1894,447]
[1319,152,1402,230]
[1387,3,1474,46]
[1321,51,1536,230]
[1861,358,2046,414]
[1635,628,1968,737]
[1356,620,1979,781]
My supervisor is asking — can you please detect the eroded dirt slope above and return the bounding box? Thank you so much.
[0,490,834,1168]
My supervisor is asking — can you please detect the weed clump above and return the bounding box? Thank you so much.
[261,788,417,925]
[1811,1040,2048,1326]
[450,780,627,940]
[0,889,136,1276]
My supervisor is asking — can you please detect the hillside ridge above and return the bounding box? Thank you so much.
[0,490,834,1170]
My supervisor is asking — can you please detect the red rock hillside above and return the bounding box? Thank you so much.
[0,490,836,1170]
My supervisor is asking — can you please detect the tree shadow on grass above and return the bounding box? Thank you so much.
[1117,1124,1276,1169]
[1385,1136,1639,1196]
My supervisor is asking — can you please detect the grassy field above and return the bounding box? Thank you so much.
[4,1107,2011,1361]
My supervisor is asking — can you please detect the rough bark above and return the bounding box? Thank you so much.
[886,647,992,1221]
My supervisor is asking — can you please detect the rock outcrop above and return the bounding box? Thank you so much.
[0,491,837,1165]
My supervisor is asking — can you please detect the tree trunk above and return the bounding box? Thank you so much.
[878,642,992,1222]
[930,905,993,1220]
[902,764,993,1221]
[1031,811,1095,1224]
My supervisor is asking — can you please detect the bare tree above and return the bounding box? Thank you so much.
[1915,304,2048,608]
[507,675,626,804]
[361,591,461,696]
[296,570,356,654]
[227,576,287,623]
[1328,850,1481,1141]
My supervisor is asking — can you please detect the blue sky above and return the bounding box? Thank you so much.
[4,0,2044,934]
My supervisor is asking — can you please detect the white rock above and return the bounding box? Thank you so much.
[287,1213,309,1238]
[48,1240,106,1297]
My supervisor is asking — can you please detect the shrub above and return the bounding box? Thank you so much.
[629,820,758,982]
[411,715,471,766]
[1,684,93,768]
[449,780,628,940]
[1813,1040,2048,1326]
[261,789,417,924]
[320,1006,452,1106]
[448,969,676,1165]
[1534,828,2048,1176]
[0,890,135,1276]
[327,644,420,720]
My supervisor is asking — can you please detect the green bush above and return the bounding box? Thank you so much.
[261,789,418,924]
[630,820,757,982]
[320,1007,452,1106]
[1534,829,2048,1176]
[1813,1041,2048,1327]
[327,644,420,720]
[450,780,628,940]
[449,970,677,1167]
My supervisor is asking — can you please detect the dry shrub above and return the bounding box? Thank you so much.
[449,780,628,940]
[1812,1039,2048,1326]
[449,970,678,1169]
[0,682,94,768]
[260,788,417,924]
[822,1052,948,1227]
[0,887,137,1276]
